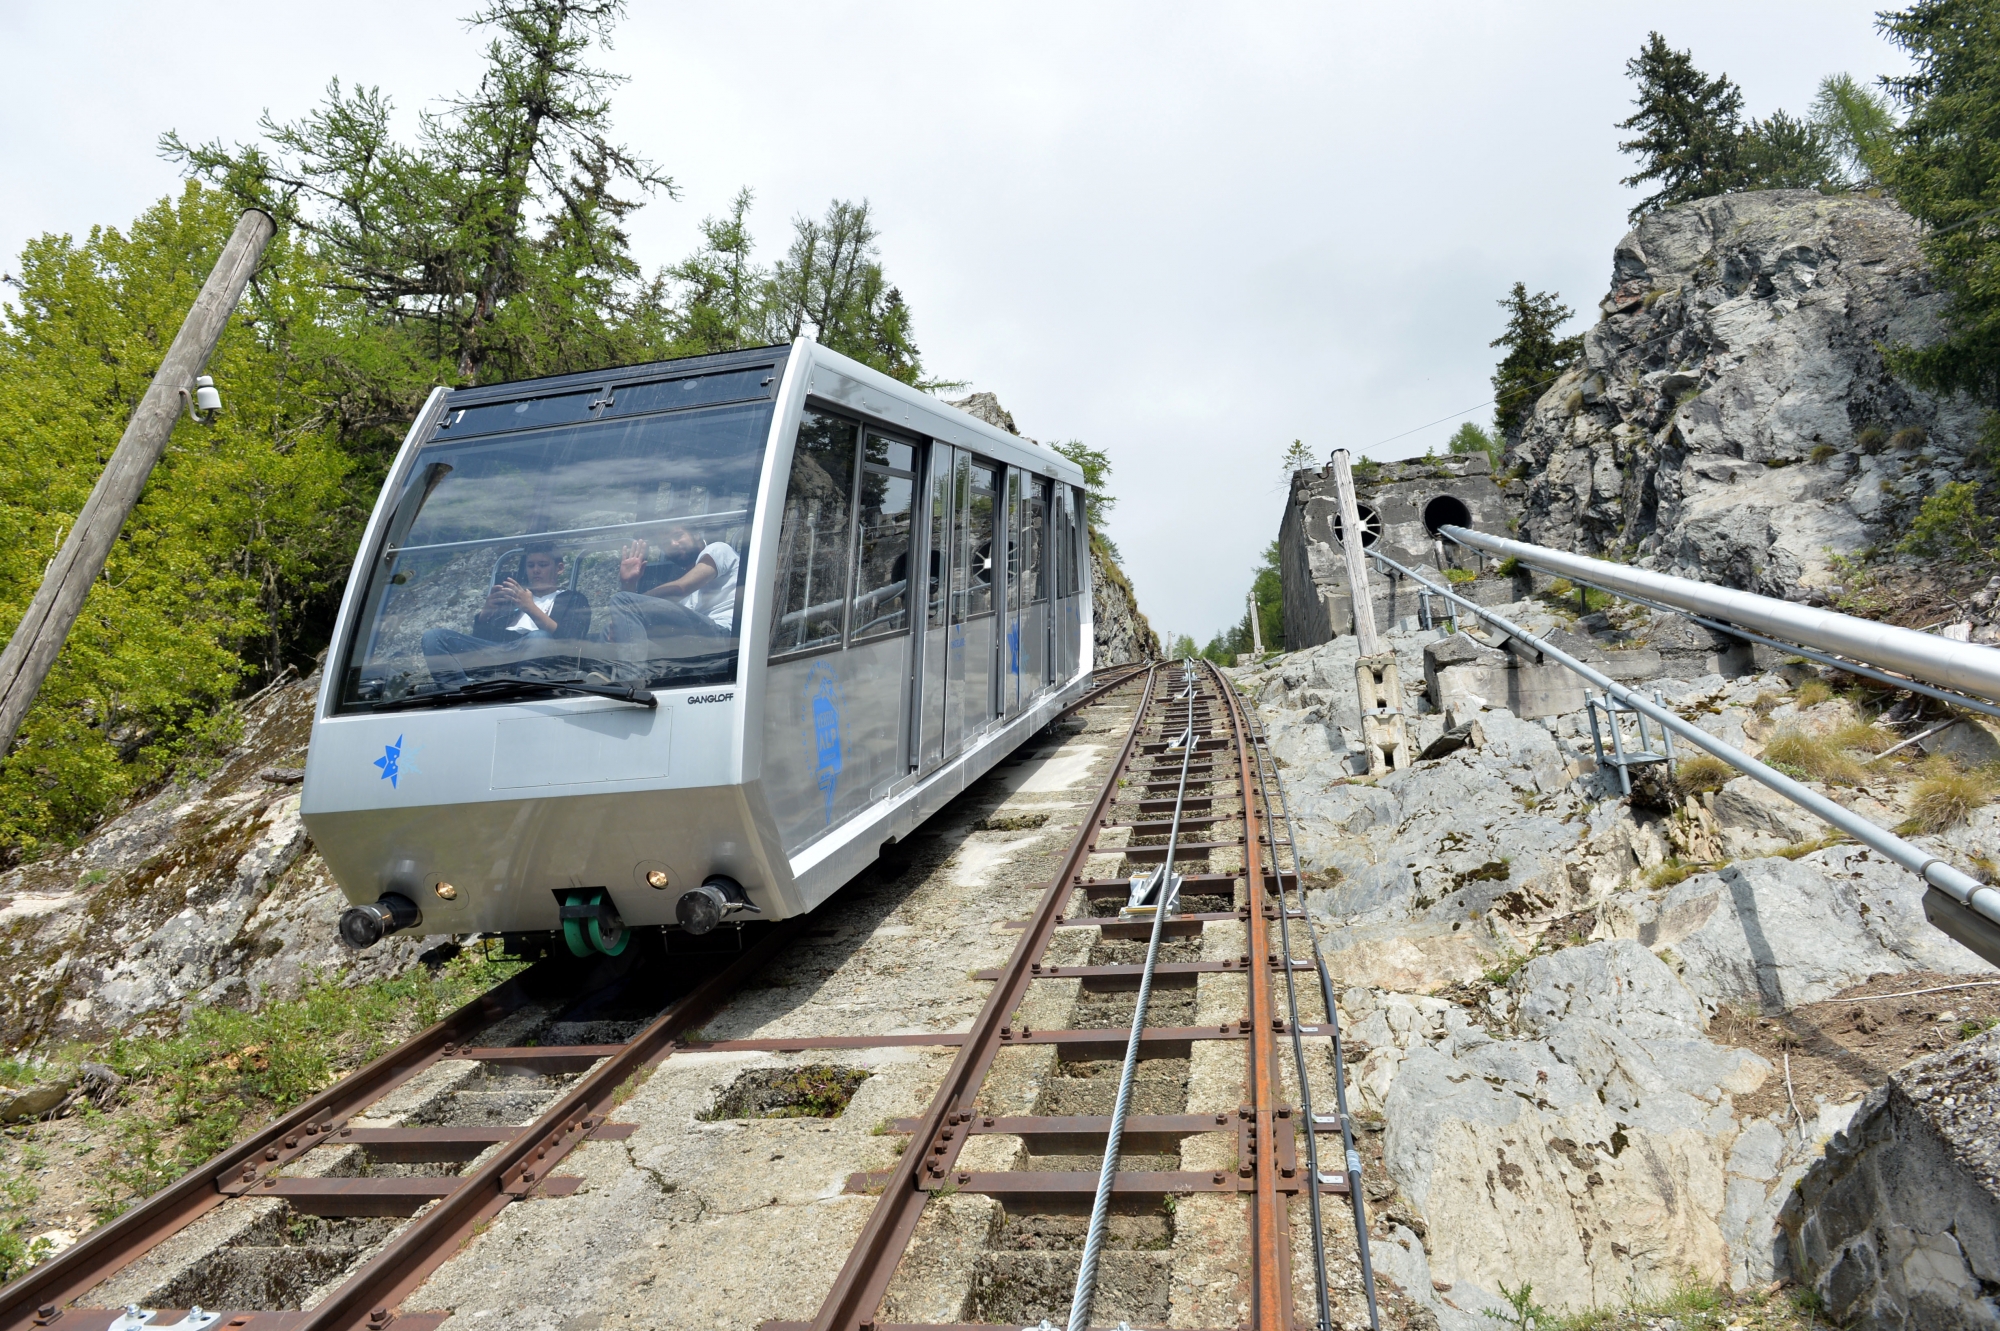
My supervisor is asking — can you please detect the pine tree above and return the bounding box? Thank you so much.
[162,0,674,407]
[1880,0,2000,403]
[1617,33,1749,219]
[1491,284,1583,438]
[1280,439,1315,477]
[1739,110,1841,191]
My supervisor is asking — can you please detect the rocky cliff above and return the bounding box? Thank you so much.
[0,674,436,1053]
[1236,593,1997,1326]
[1510,191,1983,602]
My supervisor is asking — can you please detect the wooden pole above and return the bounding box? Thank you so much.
[0,209,274,758]
[1247,589,1264,656]
[1330,449,1380,656]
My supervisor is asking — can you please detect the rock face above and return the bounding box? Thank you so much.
[1510,190,1984,597]
[1234,597,1996,1326]
[1783,1029,2000,1329]
[1090,539,1158,665]
[0,675,438,1051]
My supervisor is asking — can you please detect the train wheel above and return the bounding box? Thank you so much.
[561,891,592,958]
[588,907,629,956]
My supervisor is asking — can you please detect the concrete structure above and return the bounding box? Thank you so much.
[1278,454,1516,649]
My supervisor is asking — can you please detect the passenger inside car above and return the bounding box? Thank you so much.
[421,545,592,688]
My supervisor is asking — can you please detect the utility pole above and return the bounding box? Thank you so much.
[1247,589,1264,657]
[1330,450,1409,776]
[0,209,274,759]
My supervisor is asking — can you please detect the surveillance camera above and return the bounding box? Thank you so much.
[181,375,223,425]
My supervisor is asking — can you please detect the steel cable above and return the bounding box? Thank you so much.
[1066,660,1199,1331]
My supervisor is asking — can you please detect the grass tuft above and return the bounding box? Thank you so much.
[1643,858,1707,891]
[1671,755,1733,800]
[1902,757,1993,835]
[1793,679,1834,708]
[1762,729,1866,786]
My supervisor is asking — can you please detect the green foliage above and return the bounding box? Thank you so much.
[0,186,350,858]
[1445,567,1478,584]
[1491,284,1583,438]
[1202,541,1283,662]
[1280,438,1316,476]
[1617,33,1751,218]
[1483,1279,1552,1328]
[1813,72,1900,185]
[1448,421,1501,468]
[1052,439,1118,561]
[1738,109,1843,191]
[1880,1,2000,403]
[1617,35,1871,221]
[95,948,524,1210]
[1898,480,1995,562]
[164,0,675,395]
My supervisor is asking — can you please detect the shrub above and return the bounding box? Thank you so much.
[1903,758,1992,834]
[1890,424,1929,450]
[1496,556,1522,577]
[1672,754,1733,798]
[1898,481,1995,563]
[1762,729,1866,785]
[1445,567,1478,584]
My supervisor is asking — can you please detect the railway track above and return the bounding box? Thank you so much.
[2,660,1377,1331]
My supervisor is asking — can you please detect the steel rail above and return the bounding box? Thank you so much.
[1058,662,1152,719]
[1065,662,1198,1331]
[1241,705,1380,1331]
[295,922,802,1330]
[805,666,1161,1331]
[1368,548,2000,944]
[0,960,555,1329]
[1213,659,1290,1331]
[1440,524,2000,704]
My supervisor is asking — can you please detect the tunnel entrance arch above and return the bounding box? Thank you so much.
[1422,494,1473,537]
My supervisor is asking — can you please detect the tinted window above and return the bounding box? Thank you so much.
[337,400,771,710]
[607,367,775,417]
[1026,478,1048,604]
[851,465,914,640]
[770,411,860,657]
[955,460,998,619]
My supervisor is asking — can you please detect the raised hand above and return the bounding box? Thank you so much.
[497,577,535,610]
[619,538,648,590]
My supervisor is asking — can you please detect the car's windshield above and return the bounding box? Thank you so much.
[336,390,775,712]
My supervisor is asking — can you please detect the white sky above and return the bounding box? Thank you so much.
[0,1,1907,645]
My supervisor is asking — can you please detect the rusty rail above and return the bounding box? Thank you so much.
[780,658,1333,1331]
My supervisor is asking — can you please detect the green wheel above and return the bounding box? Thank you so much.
[588,911,629,956]
[561,892,592,957]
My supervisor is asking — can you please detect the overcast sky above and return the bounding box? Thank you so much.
[0,1,1908,644]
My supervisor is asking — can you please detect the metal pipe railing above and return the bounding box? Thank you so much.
[1368,548,2000,958]
[1440,525,2000,705]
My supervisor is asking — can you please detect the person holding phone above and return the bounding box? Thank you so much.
[423,544,592,688]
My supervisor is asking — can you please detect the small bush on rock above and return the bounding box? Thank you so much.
[1793,678,1834,708]
[1898,481,1994,564]
[1855,424,1888,453]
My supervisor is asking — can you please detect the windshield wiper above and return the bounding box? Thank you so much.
[371,675,656,712]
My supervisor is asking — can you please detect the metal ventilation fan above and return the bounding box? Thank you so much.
[1332,502,1382,548]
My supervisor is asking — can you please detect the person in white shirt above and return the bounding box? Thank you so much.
[423,544,592,688]
[603,524,742,680]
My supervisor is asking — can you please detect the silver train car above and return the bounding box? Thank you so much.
[301,338,1094,955]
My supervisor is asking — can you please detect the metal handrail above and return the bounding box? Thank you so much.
[1368,548,2000,945]
[1440,525,2000,704]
